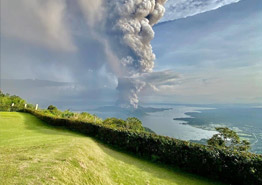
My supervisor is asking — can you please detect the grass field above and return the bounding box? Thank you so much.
[0,112,224,185]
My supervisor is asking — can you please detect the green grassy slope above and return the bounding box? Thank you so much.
[0,112,224,185]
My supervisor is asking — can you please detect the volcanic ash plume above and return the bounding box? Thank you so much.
[107,0,167,108]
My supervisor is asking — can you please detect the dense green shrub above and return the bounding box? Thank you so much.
[46,105,60,115]
[25,108,262,185]
[47,105,58,111]
[126,117,144,131]
[103,117,126,128]
[43,107,103,124]
[0,91,27,111]
[61,109,75,118]
[103,117,144,131]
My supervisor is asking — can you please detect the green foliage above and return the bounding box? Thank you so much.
[0,91,26,111]
[103,117,144,131]
[208,127,251,152]
[0,90,4,97]
[103,118,127,128]
[79,112,91,118]
[126,117,144,131]
[61,109,75,118]
[47,105,58,111]
[78,112,102,123]
[45,105,61,116]
[26,109,262,185]
[42,106,103,124]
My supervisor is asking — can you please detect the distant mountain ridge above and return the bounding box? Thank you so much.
[94,106,172,117]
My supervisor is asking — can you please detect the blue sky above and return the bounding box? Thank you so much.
[0,0,261,108]
[150,0,262,104]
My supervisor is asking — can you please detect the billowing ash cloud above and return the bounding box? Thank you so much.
[1,0,169,109]
[73,0,168,108]
[110,0,166,74]
[103,0,167,108]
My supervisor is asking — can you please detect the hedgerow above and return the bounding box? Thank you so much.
[24,108,262,185]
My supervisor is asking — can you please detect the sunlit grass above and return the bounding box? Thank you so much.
[0,112,224,185]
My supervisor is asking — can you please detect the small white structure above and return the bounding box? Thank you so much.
[35,104,38,110]
[24,104,27,108]
[11,103,14,107]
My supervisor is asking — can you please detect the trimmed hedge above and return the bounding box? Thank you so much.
[25,109,262,185]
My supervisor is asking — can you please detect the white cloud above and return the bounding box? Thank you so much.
[162,0,240,22]
[150,0,262,104]
[1,0,76,51]
[144,64,262,104]
[140,70,180,91]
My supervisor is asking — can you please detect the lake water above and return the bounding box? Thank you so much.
[87,104,262,154]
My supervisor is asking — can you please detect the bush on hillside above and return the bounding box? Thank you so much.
[44,106,103,124]
[46,105,60,115]
[103,117,145,131]
[78,112,102,123]
[61,109,75,118]
[103,118,127,128]
[47,105,58,111]
[26,108,262,185]
[126,117,144,131]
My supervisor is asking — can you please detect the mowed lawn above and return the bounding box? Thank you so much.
[0,112,224,185]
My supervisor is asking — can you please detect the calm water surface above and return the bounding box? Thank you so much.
[87,104,262,153]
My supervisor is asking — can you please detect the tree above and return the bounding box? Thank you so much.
[47,105,59,115]
[207,127,250,152]
[10,95,26,105]
[47,105,57,111]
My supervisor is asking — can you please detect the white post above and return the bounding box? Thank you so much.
[35,104,38,110]
[24,104,27,108]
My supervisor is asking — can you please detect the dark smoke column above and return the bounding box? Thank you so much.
[106,0,167,108]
